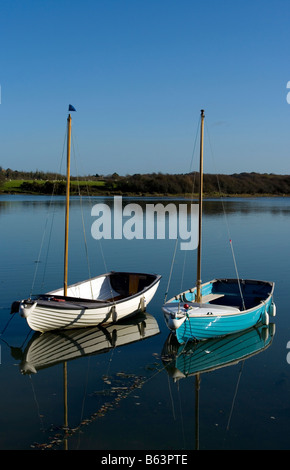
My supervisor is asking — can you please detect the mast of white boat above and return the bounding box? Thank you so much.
[195,109,205,303]
[64,106,75,448]
[64,111,72,298]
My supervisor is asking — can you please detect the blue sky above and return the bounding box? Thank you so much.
[1,0,290,176]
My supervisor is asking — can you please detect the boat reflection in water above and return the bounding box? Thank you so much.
[162,323,275,450]
[18,312,160,374]
[11,312,160,449]
[162,323,275,380]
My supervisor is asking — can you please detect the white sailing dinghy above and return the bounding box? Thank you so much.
[162,110,275,343]
[12,106,161,333]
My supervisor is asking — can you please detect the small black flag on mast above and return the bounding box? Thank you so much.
[68,104,76,112]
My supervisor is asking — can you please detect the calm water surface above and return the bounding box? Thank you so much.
[0,195,289,450]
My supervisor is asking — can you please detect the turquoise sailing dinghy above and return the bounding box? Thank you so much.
[162,110,276,343]
[163,278,275,343]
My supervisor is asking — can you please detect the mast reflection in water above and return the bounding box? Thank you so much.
[162,323,275,449]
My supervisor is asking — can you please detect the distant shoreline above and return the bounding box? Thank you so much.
[1,171,290,198]
[1,187,289,199]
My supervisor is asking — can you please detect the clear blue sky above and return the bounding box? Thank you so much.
[1,0,290,176]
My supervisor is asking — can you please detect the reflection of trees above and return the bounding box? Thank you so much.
[0,194,289,219]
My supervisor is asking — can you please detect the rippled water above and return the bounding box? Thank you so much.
[0,195,289,450]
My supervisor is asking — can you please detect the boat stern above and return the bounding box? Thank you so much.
[162,303,187,331]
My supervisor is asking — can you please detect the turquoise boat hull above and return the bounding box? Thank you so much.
[162,279,275,343]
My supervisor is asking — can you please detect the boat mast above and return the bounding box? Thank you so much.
[64,108,73,449]
[195,109,204,303]
[64,112,72,297]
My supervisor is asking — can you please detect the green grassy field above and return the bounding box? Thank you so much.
[1,179,106,193]
[2,179,34,192]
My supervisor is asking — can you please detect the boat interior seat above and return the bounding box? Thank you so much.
[129,274,140,295]
[204,293,225,302]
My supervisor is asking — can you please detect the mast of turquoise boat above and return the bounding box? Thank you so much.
[195,110,205,303]
[64,112,72,298]
[63,109,72,447]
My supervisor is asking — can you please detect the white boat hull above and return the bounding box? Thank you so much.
[15,271,161,333]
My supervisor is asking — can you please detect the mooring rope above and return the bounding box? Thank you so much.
[205,120,246,310]
[164,237,179,302]
[71,133,94,299]
[30,131,67,297]
[164,116,200,301]
[70,129,117,305]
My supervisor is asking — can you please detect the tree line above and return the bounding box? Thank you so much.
[1,167,290,196]
[111,172,290,196]
[0,167,97,181]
